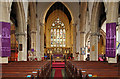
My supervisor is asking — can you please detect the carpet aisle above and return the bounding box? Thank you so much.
[51,62,66,79]
[54,68,63,79]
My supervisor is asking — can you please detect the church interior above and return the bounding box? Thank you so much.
[0,0,120,79]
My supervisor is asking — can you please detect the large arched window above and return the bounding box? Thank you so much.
[51,17,66,47]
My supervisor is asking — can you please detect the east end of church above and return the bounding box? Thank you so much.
[0,0,120,79]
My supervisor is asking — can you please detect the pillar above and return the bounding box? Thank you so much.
[36,19,41,61]
[90,14,99,61]
[0,2,10,63]
[72,24,77,60]
[16,17,27,61]
[16,33,27,61]
[106,2,119,63]
[90,33,98,61]
[76,29,80,61]
[90,2,101,61]
[40,24,44,59]
[80,32,85,61]
[15,2,27,61]
[29,2,37,58]
[80,2,87,61]
[30,30,36,55]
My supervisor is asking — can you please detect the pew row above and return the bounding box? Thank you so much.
[65,60,120,79]
[1,61,51,79]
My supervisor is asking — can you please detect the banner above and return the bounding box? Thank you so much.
[0,22,11,57]
[106,23,116,57]
[118,27,120,55]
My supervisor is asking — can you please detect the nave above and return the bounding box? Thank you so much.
[0,1,120,79]
[1,59,120,79]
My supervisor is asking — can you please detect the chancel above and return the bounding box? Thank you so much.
[0,0,120,79]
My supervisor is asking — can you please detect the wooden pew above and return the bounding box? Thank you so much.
[65,60,120,79]
[1,61,51,79]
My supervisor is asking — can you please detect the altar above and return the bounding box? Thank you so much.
[52,54,65,62]
[45,47,72,61]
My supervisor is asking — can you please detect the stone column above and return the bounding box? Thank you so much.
[40,24,44,59]
[24,31,27,61]
[15,3,27,61]
[90,33,99,61]
[16,33,27,61]
[0,2,10,63]
[79,17,86,61]
[106,2,119,63]
[72,24,77,60]
[76,29,80,61]
[80,32,85,61]
[36,19,41,61]
[90,15,99,61]
[30,30,36,54]
[79,2,87,61]
[29,2,37,58]
[90,2,101,61]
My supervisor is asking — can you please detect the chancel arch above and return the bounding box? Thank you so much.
[44,2,73,60]
[45,10,72,58]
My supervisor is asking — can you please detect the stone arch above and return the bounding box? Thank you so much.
[100,29,106,45]
[43,2,74,24]
[40,2,74,59]
[45,10,70,48]
[10,2,27,61]
[10,2,26,32]
[98,29,106,55]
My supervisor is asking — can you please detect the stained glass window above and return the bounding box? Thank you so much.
[51,17,66,47]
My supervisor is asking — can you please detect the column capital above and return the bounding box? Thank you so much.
[90,32,100,36]
[15,32,26,36]
[30,30,36,33]
[80,31,85,34]
[72,23,77,27]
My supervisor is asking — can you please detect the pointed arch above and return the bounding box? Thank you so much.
[43,2,73,24]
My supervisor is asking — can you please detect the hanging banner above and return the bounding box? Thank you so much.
[118,27,120,55]
[0,22,11,57]
[106,23,116,57]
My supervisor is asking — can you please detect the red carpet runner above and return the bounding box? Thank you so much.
[54,68,63,79]
[52,62,65,79]
[52,62,65,68]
